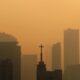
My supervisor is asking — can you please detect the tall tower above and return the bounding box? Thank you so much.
[0,33,21,80]
[37,44,46,71]
[64,29,79,69]
[40,45,43,62]
[37,44,46,80]
[52,43,61,70]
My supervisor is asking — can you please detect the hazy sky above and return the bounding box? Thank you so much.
[0,0,80,70]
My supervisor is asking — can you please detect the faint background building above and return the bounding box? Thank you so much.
[21,55,37,80]
[64,29,79,69]
[52,43,61,70]
[0,33,21,80]
[52,43,62,80]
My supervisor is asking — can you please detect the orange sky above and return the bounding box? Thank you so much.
[0,0,80,70]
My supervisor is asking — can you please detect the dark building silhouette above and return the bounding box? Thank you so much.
[0,33,21,80]
[46,71,54,80]
[0,59,13,80]
[37,44,56,80]
[53,69,62,80]
[64,29,79,69]
[63,65,80,80]
[52,43,61,70]
[37,44,47,80]
[21,55,37,80]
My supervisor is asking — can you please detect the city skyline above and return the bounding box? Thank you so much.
[0,0,80,70]
[0,0,80,80]
[0,31,79,80]
[0,28,79,71]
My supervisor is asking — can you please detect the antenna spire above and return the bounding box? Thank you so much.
[39,44,44,62]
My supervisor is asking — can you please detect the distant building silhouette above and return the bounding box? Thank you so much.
[64,29,79,69]
[63,65,80,80]
[37,44,47,80]
[21,55,37,80]
[52,43,61,70]
[0,33,21,80]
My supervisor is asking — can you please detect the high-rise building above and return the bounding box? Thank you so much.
[0,33,21,80]
[64,29,79,69]
[21,55,37,80]
[52,43,61,70]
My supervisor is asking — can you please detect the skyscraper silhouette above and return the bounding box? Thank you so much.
[37,44,46,80]
[0,33,21,80]
[64,29,79,69]
[52,43,61,70]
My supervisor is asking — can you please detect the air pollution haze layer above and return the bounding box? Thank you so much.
[0,0,80,70]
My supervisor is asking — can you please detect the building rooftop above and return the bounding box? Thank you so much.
[0,33,17,42]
